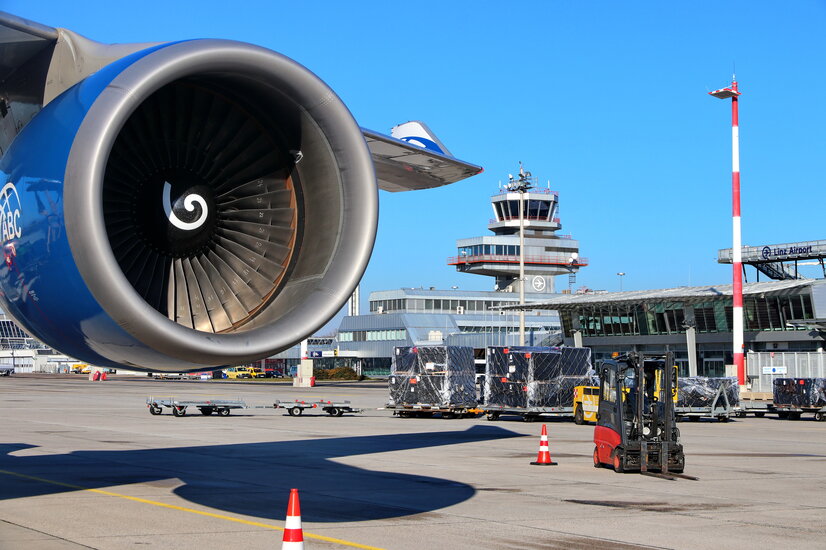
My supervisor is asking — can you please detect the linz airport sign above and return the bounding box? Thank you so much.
[761,244,813,260]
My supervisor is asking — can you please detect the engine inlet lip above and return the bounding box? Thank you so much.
[65,39,377,366]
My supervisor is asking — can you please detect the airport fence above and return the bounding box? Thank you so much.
[747,351,826,393]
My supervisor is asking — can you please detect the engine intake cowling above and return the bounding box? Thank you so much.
[0,40,377,371]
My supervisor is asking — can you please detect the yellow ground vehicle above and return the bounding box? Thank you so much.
[223,366,266,379]
[71,363,91,374]
[574,367,679,425]
[224,366,254,379]
[573,385,600,424]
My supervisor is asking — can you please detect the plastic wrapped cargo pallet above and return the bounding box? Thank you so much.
[773,378,826,408]
[484,346,592,409]
[678,377,740,408]
[388,346,477,408]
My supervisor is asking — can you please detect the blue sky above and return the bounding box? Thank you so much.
[6,1,826,300]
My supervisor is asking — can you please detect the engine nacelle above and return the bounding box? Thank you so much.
[0,40,377,371]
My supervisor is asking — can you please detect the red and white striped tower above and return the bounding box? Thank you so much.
[709,77,745,385]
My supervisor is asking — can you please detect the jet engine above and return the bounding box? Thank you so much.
[0,39,377,371]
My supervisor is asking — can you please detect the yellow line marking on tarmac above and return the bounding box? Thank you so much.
[0,469,385,550]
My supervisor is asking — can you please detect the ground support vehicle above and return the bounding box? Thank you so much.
[676,376,737,422]
[275,399,363,417]
[0,364,13,376]
[772,378,826,420]
[733,399,773,418]
[146,396,247,417]
[675,384,734,422]
[573,385,599,424]
[594,352,686,476]
[772,403,826,421]
[481,404,573,422]
[385,403,479,419]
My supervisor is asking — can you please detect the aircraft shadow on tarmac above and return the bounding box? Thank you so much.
[0,425,521,522]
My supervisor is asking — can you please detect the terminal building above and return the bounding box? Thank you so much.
[500,260,826,380]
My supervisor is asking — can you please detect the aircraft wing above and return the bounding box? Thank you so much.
[1,12,482,193]
[362,127,483,192]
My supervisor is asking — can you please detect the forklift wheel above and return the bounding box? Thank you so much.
[593,447,601,468]
[613,453,624,473]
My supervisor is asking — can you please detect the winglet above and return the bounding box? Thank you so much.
[390,121,451,156]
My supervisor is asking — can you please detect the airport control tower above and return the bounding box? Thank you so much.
[447,164,586,293]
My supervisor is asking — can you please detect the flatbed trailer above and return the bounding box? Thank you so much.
[733,400,773,418]
[675,381,735,422]
[385,404,480,418]
[274,400,363,417]
[146,396,247,417]
[772,403,826,421]
[481,405,573,422]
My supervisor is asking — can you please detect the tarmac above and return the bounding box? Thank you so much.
[1,374,824,550]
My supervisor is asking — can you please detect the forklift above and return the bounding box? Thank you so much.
[593,352,686,475]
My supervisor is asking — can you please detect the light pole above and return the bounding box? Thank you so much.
[710,76,745,386]
[507,163,533,346]
[617,272,626,292]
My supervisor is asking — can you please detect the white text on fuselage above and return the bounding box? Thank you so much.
[0,182,22,243]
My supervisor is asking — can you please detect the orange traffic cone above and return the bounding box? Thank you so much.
[281,488,304,549]
[530,424,557,465]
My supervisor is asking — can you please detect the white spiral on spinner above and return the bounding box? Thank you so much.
[163,181,208,231]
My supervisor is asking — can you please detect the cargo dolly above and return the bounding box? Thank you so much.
[385,404,480,419]
[481,405,573,422]
[675,383,734,422]
[773,403,826,421]
[146,396,247,417]
[274,399,363,417]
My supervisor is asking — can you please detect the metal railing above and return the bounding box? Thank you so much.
[447,253,588,266]
[489,216,561,224]
[492,188,557,197]
[746,351,826,393]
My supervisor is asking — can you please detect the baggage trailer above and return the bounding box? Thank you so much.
[734,399,773,418]
[773,378,826,420]
[274,399,363,417]
[481,404,573,422]
[482,346,593,423]
[146,396,247,417]
[675,376,738,422]
[387,346,478,418]
[385,403,479,419]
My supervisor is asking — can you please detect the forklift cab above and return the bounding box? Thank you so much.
[593,352,684,473]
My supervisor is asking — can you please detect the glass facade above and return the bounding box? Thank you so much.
[370,297,520,314]
[457,244,520,258]
[338,329,407,342]
[561,294,814,338]
[493,200,552,221]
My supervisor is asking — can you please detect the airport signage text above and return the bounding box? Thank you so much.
[761,245,813,260]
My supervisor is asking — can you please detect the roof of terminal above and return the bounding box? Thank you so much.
[498,279,818,311]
